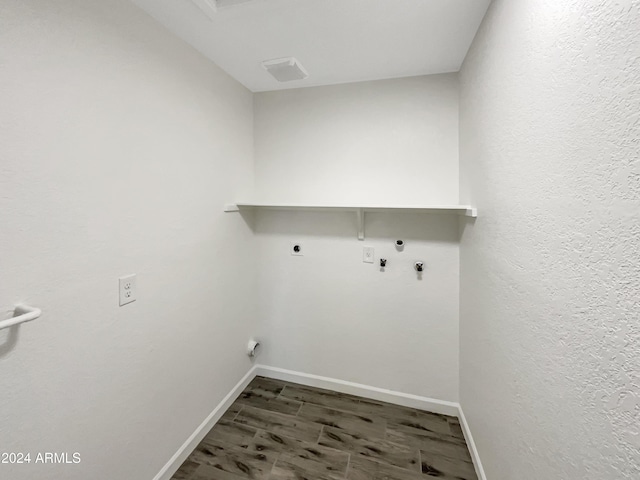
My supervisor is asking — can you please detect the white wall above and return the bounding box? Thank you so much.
[0,2,256,479]
[253,74,459,205]
[255,210,460,401]
[459,1,640,479]
[253,76,461,402]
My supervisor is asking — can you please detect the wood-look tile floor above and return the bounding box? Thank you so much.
[171,377,477,480]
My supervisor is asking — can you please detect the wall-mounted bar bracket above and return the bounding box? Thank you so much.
[0,304,42,331]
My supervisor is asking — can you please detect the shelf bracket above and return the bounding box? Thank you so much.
[356,208,365,240]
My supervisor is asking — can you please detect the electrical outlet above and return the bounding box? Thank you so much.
[119,274,137,306]
[291,242,303,256]
[363,246,374,263]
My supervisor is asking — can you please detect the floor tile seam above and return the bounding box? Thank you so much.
[255,424,354,460]
[308,422,387,441]
[235,408,336,444]
[230,404,243,422]
[343,450,352,479]
[444,422,455,437]
[282,396,384,419]
[236,396,304,416]
[382,415,454,429]
[291,391,372,406]
[351,453,425,477]
[280,391,456,424]
[394,439,468,451]
[285,398,370,417]
[301,404,452,433]
[276,385,288,401]
[267,452,282,479]
[255,426,291,446]
[248,426,260,445]
[266,380,456,422]
[320,441,399,461]
[418,455,478,480]
[403,434,471,449]
[354,449,420,470]
[278,382,362,399]
[418,448,474,465]
[380,417,389,435]
[389,430,465,446]
[355,399,456,420]
[296,401,391,424]
[237,402,307,423]
[322,429,418,456]
[383,437,429,454]
[386,428,467,446]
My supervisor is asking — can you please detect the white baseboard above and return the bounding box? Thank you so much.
[255,365,460,417]
[153,364,487,480]
[458,404,487,480]
[152,365,258,480]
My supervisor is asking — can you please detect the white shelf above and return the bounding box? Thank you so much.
[224,202,477,239]
[225,202,477,216]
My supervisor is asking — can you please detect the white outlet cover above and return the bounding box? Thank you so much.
[119,274,137,306]
[363,246,375,263]
[291,242,303,256]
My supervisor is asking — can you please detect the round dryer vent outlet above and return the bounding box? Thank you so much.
[248,339,261,357]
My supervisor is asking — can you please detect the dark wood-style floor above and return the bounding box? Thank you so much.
[171,376,477,480]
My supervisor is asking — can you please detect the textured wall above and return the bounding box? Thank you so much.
[0,1,256,479]
[459,1,640,479]
[254,74,459,205]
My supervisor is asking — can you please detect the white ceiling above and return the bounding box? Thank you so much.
[131,0,491,92]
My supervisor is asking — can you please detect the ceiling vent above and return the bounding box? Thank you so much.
[262,57,309,82]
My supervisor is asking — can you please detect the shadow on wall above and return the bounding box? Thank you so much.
[241,209,466,243]
[0,326,20,358]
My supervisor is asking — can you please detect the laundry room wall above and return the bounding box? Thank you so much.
[459,1,640,478]
[0,1,256,479]
[252,75,462,402]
